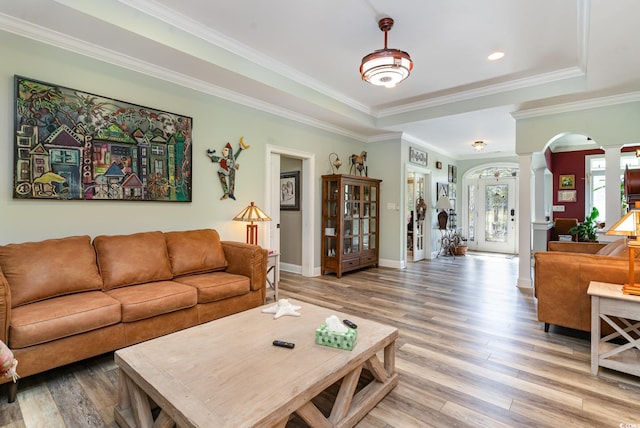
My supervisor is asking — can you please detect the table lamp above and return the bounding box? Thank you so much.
[233,201,271,245]
[606,201,640,294]
[435,195,453,230]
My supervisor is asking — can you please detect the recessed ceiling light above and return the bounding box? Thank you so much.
[488,51,505,61]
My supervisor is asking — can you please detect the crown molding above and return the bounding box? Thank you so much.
[377,66,585,118]
[378,1,590,118]
[113,0,371,114]
[512,91,640,119]
[400,133,456,159]
[0,12,369,143]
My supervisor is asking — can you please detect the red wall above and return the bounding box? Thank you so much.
[551,149,603,221]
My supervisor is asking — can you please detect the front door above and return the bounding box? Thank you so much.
[471,177,517,253]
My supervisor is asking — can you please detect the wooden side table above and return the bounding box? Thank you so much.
[266,251,280,301]
[588,281,640,376]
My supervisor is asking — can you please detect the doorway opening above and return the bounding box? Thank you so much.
[462,164,519,254]
[405,165,431,263]
[265,146,315,277]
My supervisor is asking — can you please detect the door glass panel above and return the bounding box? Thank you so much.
[329,181,338,200]
[343,237,351,254]
[371,187,377,202]
[353,219,359,235]
[468,184,476,242]
[344,219,352,236]
[484,184,508,243]
[364,186,370,201]
[363,234,369,250]
[344,202,351,217]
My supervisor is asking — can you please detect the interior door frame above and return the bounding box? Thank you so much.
[404,163,432,263]
[461,162,519,254]
[265,145,315,277]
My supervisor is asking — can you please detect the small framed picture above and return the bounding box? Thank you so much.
[448,165,457,183]
[558,190,577,202]
[435,161,442,169]
[280,171,300,211]
[559,174,575,189]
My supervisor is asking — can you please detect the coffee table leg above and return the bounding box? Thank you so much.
[330,365,363,423]
[384,342,395,375]
[115,370,158,428]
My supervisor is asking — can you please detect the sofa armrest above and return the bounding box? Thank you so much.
[221,242,268,295]
[547,241,607,254]
[0,266,11,343]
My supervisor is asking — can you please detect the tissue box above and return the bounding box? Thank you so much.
[315,323,357,351]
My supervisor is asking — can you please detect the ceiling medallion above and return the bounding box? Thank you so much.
[360,17,413,88]
[472,140,486,151]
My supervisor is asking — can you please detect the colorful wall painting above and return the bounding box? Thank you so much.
[13,76,192,202]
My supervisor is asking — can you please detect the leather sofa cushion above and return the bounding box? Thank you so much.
[164,229,227,276]
[9,291,121,349]
[0,236,103,308]
[94,231,173,290]
[173,272,250,303]
[105,281,197,322]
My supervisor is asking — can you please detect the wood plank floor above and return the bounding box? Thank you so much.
[3,252,640,427]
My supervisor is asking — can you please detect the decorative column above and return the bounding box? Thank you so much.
[531,153,553,252]
[518,153,533,289]
[603,145,622,227]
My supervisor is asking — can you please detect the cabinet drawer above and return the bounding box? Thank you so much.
[341,258,360,270]
[361,254,377,265]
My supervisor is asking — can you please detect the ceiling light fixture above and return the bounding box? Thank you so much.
[488,51,505,61]
[472,140,486,151]
[360,17,413,88]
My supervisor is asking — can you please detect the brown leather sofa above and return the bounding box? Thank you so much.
[534,239,640,332]
[0,229,267,402]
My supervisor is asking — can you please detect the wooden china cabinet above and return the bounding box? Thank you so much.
[321,174,382,278]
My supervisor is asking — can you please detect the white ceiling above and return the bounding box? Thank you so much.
[2,0,640,159]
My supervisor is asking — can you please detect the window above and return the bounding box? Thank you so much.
[586,153,640,221]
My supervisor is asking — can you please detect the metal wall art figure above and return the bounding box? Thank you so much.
[206,137,250,200]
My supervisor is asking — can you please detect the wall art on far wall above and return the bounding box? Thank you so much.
[280,171,300,211]
[558,190,577,202]
[559,174,575,190]
[409,147,427,166]
[448,164,457,183]
[13,76,193,201]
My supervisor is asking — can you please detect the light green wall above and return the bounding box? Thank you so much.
[516,102,640,153]
[0,31,365,256]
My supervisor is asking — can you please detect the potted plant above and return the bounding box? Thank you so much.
[569,207,600,241]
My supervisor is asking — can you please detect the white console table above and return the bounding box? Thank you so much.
[588,281,640,377]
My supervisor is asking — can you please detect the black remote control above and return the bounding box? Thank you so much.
[272,340,295,349]
[343,319,358,329]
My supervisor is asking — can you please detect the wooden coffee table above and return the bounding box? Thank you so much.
[114,301,398,427]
